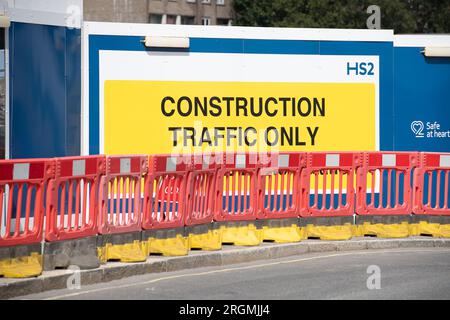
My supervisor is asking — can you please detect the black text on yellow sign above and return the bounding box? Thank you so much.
[104,81,375,154]
[162,96,324,147]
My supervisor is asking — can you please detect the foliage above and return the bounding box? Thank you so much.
[233,0,450,33]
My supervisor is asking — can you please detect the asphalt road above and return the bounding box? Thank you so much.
[15,248,450,300]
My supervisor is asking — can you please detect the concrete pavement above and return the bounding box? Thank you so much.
[3,238,450,300]
[13,247,450,300]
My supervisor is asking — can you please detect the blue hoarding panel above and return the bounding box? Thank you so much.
[65,27,82,156]
[88,35,391,154]
[394,47,450,152]
[9,22,81,159]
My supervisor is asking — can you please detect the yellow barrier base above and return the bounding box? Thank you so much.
[261,225,306,243]
[143,235,190,256]
[220,224,262,246]
[409,222,450,238]
[306,223,353,241]
[0,252,42,278]
[189,230,222,251]
[98,240,147,263]
[356,222,410,238]
[440,225,450,238]
[351,224,364,237]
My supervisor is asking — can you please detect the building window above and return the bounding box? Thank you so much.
[216,0,225,5]
[186,0,196,3]
[216,18,230,25]
[202,0,211,4]
[166,14,177,24]
[149,14,163,24]
[181,16,195,25]
[201,17,211,25]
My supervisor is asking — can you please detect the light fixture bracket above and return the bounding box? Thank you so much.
[422,47,450,58]
[142,36,190,49]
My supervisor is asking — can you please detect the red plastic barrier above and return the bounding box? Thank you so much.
[257,152,306,219]
[300,152,362,217]
[413,152,450,215]
[214,153,259,221]
[356,152,419,216]
[185,154,220,226]
[45,156,105,242]
[143,154,191,229]
[98,155,147,234]
[0,159,54,247]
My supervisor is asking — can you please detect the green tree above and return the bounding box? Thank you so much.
[233,0,450,33]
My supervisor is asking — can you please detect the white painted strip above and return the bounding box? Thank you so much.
[13,163,29,180]
[260,168,278,176]
[202,155,211,170]
[101,51,379,84]
[81,20,89,155]
[72,159,86,176]
[85,21,393,42]
[120,158,131,174]
[278,154,289,168]
[394,35,450,47]
[382,154,396,167]
[440,155,450,168]
[5,0,82,28]
[166,157,177,172]
[235,154,246,169]
[325,154,339,167]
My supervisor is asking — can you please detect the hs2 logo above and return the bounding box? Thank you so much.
[347,62,375,76]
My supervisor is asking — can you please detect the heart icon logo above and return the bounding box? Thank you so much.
[411,121,424,137]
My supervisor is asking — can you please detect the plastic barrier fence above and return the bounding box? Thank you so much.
[98,155,147,234]
[1,151,449,248]
[45,156,105,241]
[143,154,191,229]
[214,153,259,222]
[413,152,450,215]
[300,152,362,217]
[356,152,419,216]
[185,154,219,226]
[0,159,54,246]
[257,152,306,219]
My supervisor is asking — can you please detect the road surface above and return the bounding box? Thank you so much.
[14,248,450,300]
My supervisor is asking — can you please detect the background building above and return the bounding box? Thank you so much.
[84,0,234,25]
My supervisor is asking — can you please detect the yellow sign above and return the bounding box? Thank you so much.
[104,81,375,155]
